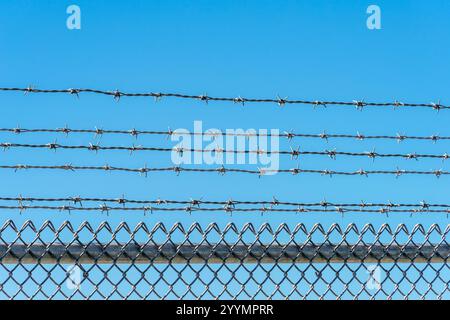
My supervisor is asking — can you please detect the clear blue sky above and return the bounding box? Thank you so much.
[0,0,450,299]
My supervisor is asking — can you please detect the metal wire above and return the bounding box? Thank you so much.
[0,220,449,300]
[2,86,450,300]
[1,163,448,178]
[3,205,449,214]
[2,196,448,209]
[2,141,450,161]
[0,86,447,111]
[1,126,449,143]
[2,205,450,215]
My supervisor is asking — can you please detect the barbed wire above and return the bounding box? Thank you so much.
[0,204,448,215]
[0,163,449,178]
[2,141,450,161]
[0,86,448,111]
[1,196,449,216]
[1,126,449,143]
[2,196,447,209]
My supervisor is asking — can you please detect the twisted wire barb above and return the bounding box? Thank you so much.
[0,87,447,111]
[0,163,448,178]
[1,126,450,143]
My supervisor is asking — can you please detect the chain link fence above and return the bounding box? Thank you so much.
[0,220,449,300]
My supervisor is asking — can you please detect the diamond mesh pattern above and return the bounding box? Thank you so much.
[0,220,448,300]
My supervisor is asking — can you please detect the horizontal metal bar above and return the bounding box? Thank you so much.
[0,243,448,264]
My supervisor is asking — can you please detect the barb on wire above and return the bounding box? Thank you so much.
[3,126,450,143]
[1,163,449,178]
[0,87,448,111]
[1,141,450,161]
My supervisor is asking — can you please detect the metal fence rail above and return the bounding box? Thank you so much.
[0,220,449,300]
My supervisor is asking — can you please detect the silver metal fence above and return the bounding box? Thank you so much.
[0,220,449,300]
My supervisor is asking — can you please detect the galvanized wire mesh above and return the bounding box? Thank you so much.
[0,220,449,300]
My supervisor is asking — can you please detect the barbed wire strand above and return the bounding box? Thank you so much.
[1,126,449,143]
[0,164,448,178]
[0,87,447,111]
[1,196,448,209]
[1,141,450,161]
[0,205,448,215]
